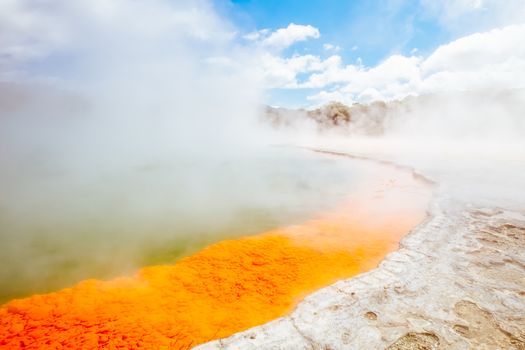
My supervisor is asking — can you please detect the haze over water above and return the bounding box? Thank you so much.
[0,147,363,302]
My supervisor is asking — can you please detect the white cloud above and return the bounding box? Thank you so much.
[297,23,525,105]
[0,0,237,78]
[261,23,320,50]
[5,3,524,108]
[243,29,269,41]
[243,23,324,88]
[419,0,525,32]
[255,53,340,88]
[297,54,421,91]
[323,43,341,53]
[420,0,484,21]
[0,0,69,65]
[0,0,266,163]
[307,89,355,106]
[422,24,525,73]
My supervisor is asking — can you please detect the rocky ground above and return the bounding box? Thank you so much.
[195,157,525,349]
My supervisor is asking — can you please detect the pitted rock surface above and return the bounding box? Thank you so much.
[195,194,525,350]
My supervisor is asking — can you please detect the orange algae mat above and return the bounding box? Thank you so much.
[0,170,431,349]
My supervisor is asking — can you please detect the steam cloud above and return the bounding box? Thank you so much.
[1,1,524,302]
[0,0,276,300]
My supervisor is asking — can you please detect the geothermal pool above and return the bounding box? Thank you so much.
[1,148,363,302]
[0,148,431,349]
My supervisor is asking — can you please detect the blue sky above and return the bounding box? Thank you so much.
[209,0,525,108]
[216,0,453,106]
[2,1,523,108]
[223,0,447,64]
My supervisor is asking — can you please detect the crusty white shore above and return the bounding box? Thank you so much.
[195,149,525,350]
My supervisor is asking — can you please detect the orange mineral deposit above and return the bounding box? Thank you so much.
[0,166,431,350]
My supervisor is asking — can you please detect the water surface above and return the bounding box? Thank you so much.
[0,147,369,302]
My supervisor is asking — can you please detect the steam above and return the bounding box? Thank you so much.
[0,1,373,301]
[2,0,523,303]
[0,1,278,300]
[1,1,268,165]
[292,89,525,211]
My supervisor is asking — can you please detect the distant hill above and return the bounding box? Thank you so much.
[262,89,525,137]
